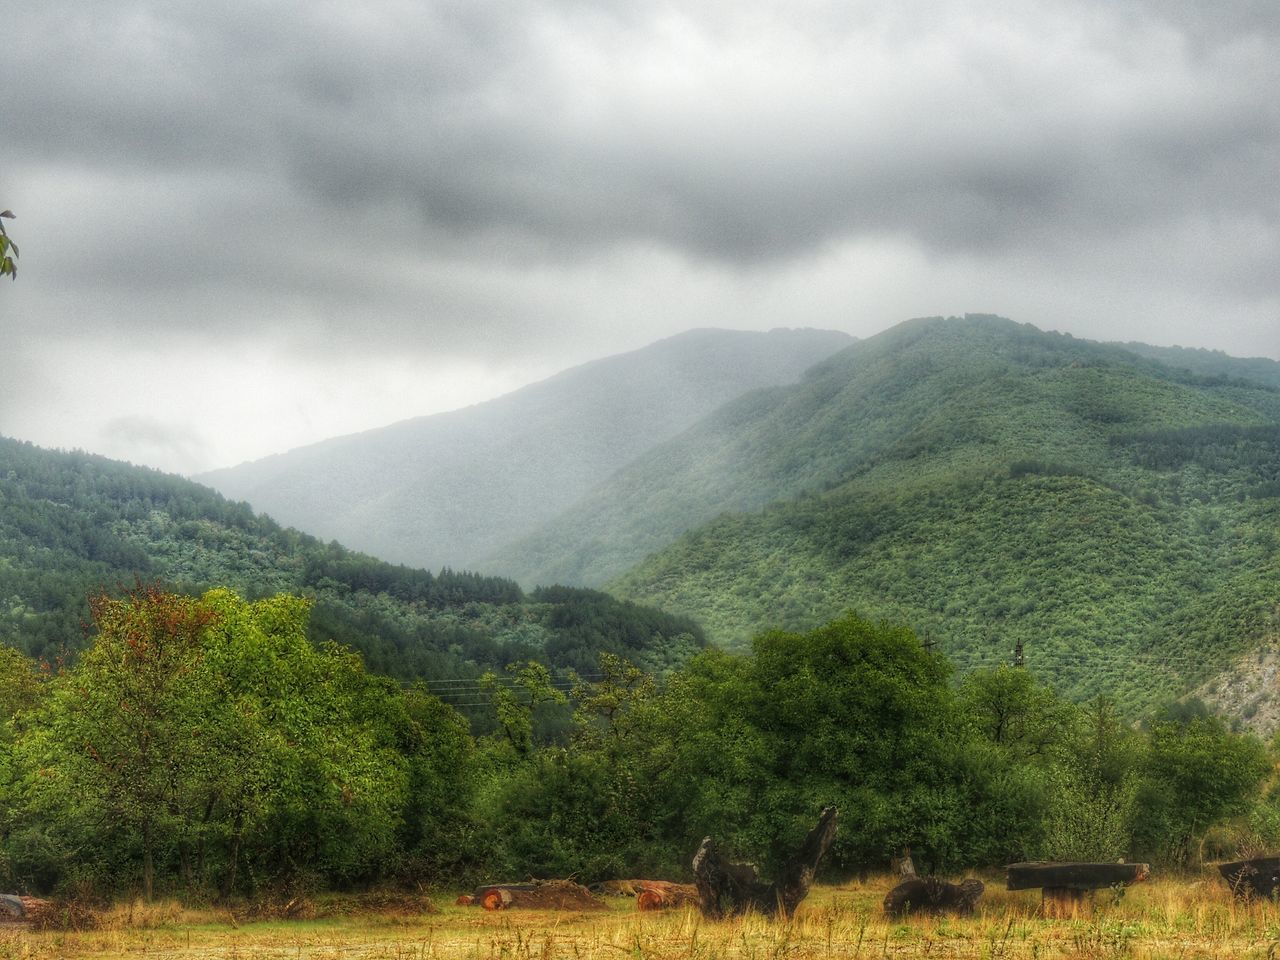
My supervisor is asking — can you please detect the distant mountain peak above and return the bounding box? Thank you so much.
[197,327,854,572]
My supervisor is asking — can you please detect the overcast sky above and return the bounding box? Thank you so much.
[3,0,1278,475]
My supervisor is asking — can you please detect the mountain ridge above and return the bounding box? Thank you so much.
[198,327,854,573]
[593,315,1279,710]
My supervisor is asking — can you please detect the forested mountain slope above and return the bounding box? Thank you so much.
[0,436,704,680]
[591,316,1279,710]
[198,327,852,573]
[1115,341,1280,390]
[496,315,1279,587]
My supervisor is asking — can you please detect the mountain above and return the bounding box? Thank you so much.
[198,327,854,574]
[565,315,1279,710]
[0,435,705,684]
[1114,341,1280,390]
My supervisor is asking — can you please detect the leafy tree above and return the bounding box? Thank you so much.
[959,666,1077,762]
[12,587,477,897]
[1040,768,1138,862]
[480,661,566,758]
[22,587,224,898]
[1135,714,1271,866]
[634,615,983,873]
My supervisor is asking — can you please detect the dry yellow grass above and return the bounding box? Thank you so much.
[4,873,1280,959]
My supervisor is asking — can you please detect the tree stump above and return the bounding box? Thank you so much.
[692,806,838,919]
[1218,857,1280,900]
[883,877,984,917]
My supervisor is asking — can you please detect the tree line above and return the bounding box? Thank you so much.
[1,589,1275,901]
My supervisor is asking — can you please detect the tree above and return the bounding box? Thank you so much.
[0,211,17,280]
[958,666,1076,762]
[639,615,982,874]
[23,587,224,899]
[14,587,477,896]
[1135,715,1270,866]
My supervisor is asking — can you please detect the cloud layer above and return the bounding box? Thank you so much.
[3,0,1277,472]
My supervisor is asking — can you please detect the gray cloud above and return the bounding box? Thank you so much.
[2,0,1278,472]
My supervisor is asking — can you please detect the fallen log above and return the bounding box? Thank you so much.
[1218,857,1280,900]
[692,805,838,919]
[635,882,700,911]
[1006,862,1150,918]
[475,880,607,912]
[883,877,984,918]
[0,895,51,924]
[1006,862,1150,891]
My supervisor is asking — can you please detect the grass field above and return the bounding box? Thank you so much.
[5,874,1280,959]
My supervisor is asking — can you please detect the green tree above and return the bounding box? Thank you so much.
[1136,714,1271,866]
[636,615,989,873]
[22,587,224,898]
[959,666,1077,762]
[13,587,477,896]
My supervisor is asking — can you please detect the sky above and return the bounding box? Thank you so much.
[3,0,1278,476]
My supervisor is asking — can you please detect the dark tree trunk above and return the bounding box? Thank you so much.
[692,806,838,919]
[142,822,155,902]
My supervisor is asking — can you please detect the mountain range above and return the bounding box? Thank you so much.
[198,327,853,574]
[0,436,704,693]
[600,316,1279,709]
[4,315,1279,719]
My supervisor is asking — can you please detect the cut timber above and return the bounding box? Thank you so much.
[1005,862,1150,891]
[883,877,984,918]
[0,895,50,924]
[692,806,838,919]
[1218,857,1280,900]
[634,882,700,911]
[475,881,607,912]
[1006,862,1150,918]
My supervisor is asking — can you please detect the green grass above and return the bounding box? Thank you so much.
[9,877,1280,959]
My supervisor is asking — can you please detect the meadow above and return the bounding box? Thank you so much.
[6,875,1280,960]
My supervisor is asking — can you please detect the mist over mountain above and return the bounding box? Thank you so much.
[198,327,852,573]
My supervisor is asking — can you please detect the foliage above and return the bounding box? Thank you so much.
[1039,769,1138,862]
[608,318,1280,712]
[5,587,476,897]
[1134,714,1271,866]
[0,435,705,689]
[0,210,16,280]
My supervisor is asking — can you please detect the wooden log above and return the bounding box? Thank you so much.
[693,806,839,919]
[1218,857,1280,900]
[475,881,607,912]
[480,887,514,911]
[470,882,537,904]
[635,882,700,911]
[1005,862,1150,892]
[883,877,984,918]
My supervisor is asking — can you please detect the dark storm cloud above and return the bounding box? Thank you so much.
[2,0,1277,367]
[10,0,1278,254]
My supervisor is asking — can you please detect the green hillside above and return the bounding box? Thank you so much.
[497,315,1280,588]
[0,436,704,682]
[603,317,1280,709]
